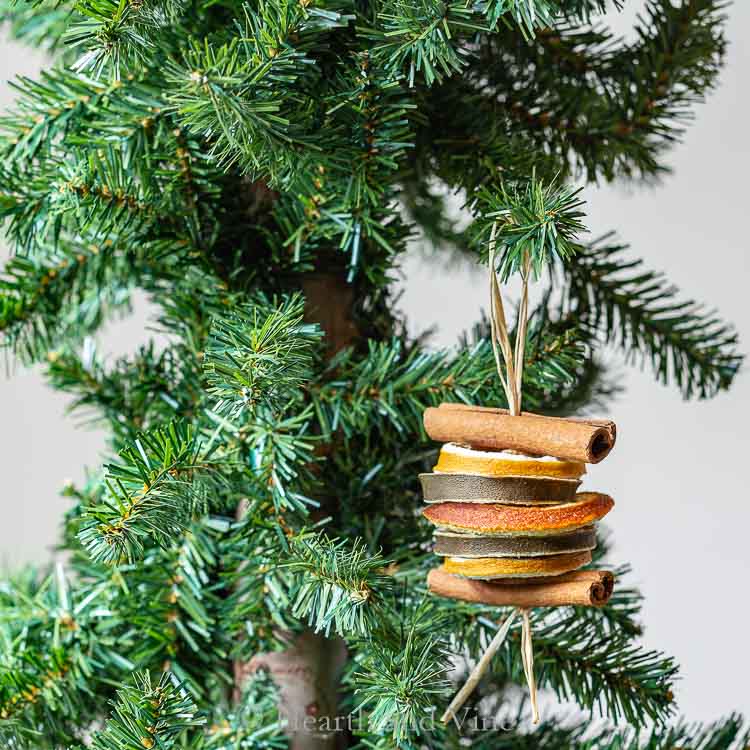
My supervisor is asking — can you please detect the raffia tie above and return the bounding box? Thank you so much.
[441,607,539,725]
[487,222,531,418]
[441,226,540,726]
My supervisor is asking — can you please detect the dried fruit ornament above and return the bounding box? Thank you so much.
[421,226,618,723]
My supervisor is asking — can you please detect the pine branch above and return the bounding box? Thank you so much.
[198,672,286,749]
[0,70,119,164]
[367,0,570,90]
[353,599,452,741]
[471,174,586,281]
[393,551,676,729]
[164,2,333,179]
[154,274,324,517]
[415,78,564,199]
[472,0,728,181]
[0,566,130,748]
[639,716,750,750]
[353,712,749,749]
[367,1,487,87]
[0,148,176,252]
[274,52,414,273]
[66,0,187,77]
[464,305,621,415]
[57,145,180,235]
[565,235,742,398]
[285,534,393,638]
[310,305,605,450]
[0,69,218,253]
[106,519,232,697]
[458,601,676,727]
[0,68,204,184]
[526,606,678,725]
[0,0,72,52]
[310,338,466,441]
[218,519,297,660]
[485,0,559,32]
[203,404,320,513]
[0,237,148,362]
[415,0,727,193]
[204,292,322,418]
[78,421,237,563]
[88,672,203,750]
[45,340,194,439]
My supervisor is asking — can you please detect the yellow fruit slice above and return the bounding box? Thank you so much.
[434,443,585,480]
[443,550,591,579]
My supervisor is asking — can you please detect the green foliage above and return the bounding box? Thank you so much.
[204,293,322,417]
[164,0,337,179]
[89,672,203,750]
[0,146,176,252]
[108,519,234,697]
[368,0,562,89]
[0,0,744,745]
[368,1,485,87]
[66,0,186,76]
[45,340,193,440]
[530,606,678,724]
[353,711,749,749]
[486,0,559,33]
[413,0,729,211]
[473,176,586,281]
[197,673,287,749]
[0,0,72,52]
[0,70,114,162]
[354,601,452,741]
[0,566,130,748]
[515,306,620,414]
[286,535,392,638]
[0,242,132,362]
[79,421,236,563]
[386,553,679,730]
[309,308,604,447]
[566,235,742,398]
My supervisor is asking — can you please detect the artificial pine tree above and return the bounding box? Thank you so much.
[0,0,745,747]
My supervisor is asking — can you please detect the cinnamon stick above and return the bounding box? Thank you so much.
[439,403,616,442]
[427,567,614,607]
[424,403,616,463]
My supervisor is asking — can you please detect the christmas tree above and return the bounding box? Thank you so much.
[0,0,746,747]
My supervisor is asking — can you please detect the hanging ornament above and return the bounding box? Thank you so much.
[421,226,618,724]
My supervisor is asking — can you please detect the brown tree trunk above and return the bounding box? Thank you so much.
[301,273,359,354]
[234,272,357,749]
[235,632,348,749]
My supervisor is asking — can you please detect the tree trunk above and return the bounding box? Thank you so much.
[301,272,359,354]
[234,272,357,749]
[235,632,348,750]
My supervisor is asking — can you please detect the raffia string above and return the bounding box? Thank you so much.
[520,608,539,723]
[487,222,532,417]
[441,229,541,726]
[440,607,540,725]
[441,607,519,724]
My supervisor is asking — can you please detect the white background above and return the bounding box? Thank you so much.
[1,1,748,723]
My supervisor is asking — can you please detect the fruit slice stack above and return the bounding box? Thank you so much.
[420,442,614,580]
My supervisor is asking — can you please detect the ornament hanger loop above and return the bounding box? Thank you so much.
[440,605,540,725]
[488,221,531,417]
